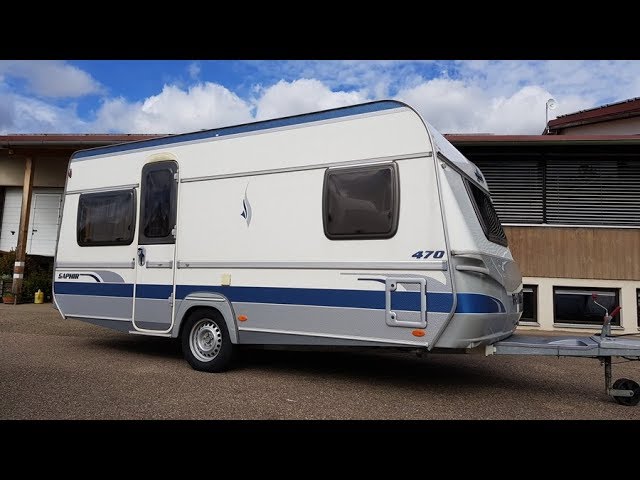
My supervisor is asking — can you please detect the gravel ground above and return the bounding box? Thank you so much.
[1,302,639,420]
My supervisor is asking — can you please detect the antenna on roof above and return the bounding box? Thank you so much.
[545,98,557,133]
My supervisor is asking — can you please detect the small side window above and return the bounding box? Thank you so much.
[521,285,538,323]
[323,163,399,240]
[77,190,136,246]
[464,179,508,247]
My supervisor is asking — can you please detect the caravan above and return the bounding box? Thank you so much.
[53,100,523,372]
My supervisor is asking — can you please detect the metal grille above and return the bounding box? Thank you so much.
[546,159,640,226]
[473,159,543,223]
[465,180,508,246]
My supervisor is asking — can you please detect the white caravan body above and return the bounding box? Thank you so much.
[53,100,523,352]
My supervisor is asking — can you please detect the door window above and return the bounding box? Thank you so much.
[139,162,177,245]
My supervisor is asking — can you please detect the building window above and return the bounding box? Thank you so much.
[553,287,620,327]
[77,189,136,246]
[521,285,537,323]
[139,161,178,245]
[323,163,399,240]
[464,179,508,246]
[637,290,640,329]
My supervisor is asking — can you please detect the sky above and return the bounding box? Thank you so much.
[1,60,639,135]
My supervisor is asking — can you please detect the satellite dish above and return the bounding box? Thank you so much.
[546,98,557,110]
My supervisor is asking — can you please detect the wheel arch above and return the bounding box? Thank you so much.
[173,293,239,344]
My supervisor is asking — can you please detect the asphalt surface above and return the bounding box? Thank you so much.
[1,303,640,420]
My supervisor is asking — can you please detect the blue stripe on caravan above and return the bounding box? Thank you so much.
[457,293,505,313]
[54,282,505,314]
[135,284,173,299]
[54,282,133,297]
[72,101,405,160]
[174,285,505,314]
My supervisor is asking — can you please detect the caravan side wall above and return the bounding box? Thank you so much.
[54,106,454,347]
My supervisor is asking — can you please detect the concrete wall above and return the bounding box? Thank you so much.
[0,155,68,187]
[559,116,640,135]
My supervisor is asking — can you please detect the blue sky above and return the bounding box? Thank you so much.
[1,60,639,135]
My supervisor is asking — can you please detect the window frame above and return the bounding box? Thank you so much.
[322,162,400,241]
[138,161,178,246]
[520,284,538,325]
[553,286,621,327]
[76,188,137,247]
[636,289,640,331]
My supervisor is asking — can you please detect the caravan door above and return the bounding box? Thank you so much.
[132,160,178,332]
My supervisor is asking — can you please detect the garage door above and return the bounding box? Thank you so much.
[0,188,22,253]
[27,193,63,256]
[0,188,63,257]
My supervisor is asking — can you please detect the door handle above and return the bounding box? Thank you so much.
[137,247,146,266]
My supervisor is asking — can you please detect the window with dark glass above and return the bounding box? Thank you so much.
[521,285,537,323]
[139,162,177,245]
[77,190,136,246]
[637,289,640,329]
[554,287,620,326]
[464,179,508,247]
[323,163,399,239]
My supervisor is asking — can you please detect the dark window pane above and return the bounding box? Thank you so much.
[637,290,640,329]
[521,285,537,322]
[324,164,398,239]
[142,168,173,239]
[554,288,620,326]
[77,190,135,246]
[465,180,508,247]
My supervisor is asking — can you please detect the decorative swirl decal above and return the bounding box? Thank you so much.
[241,183,252,227]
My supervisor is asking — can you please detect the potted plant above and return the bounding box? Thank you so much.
[2,290,15,304]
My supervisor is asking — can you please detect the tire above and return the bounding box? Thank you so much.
[612,378,640,407]
[181,309,235,372]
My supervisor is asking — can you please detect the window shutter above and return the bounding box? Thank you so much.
[473,158,544,224]
[546,158,640,226]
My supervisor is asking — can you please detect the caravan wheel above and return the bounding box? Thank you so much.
[182,309,235,372]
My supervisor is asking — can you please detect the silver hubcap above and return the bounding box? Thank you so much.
[189,319,222,362]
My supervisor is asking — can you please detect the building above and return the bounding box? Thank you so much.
[446,134,640,335]
[546,97,640,135]
[445,97,640,335]
[0,135,158,297]
[0,135,159,257]
[1,100,639,336]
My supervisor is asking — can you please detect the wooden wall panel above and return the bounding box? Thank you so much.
[504,226,640,280]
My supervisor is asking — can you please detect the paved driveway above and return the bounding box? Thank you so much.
[1,303,639,419]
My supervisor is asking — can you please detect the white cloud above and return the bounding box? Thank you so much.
[0,60,103,98]
[3,60,640,135]
[396,79,592,134]
[253,78,367,120]
[187,62,201,80]
[241,60,640,133]
[0,91,88,134]
[0,94,15,131]
[92,82,253,133]
[249,60,431,96]
[451,60,640,108]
